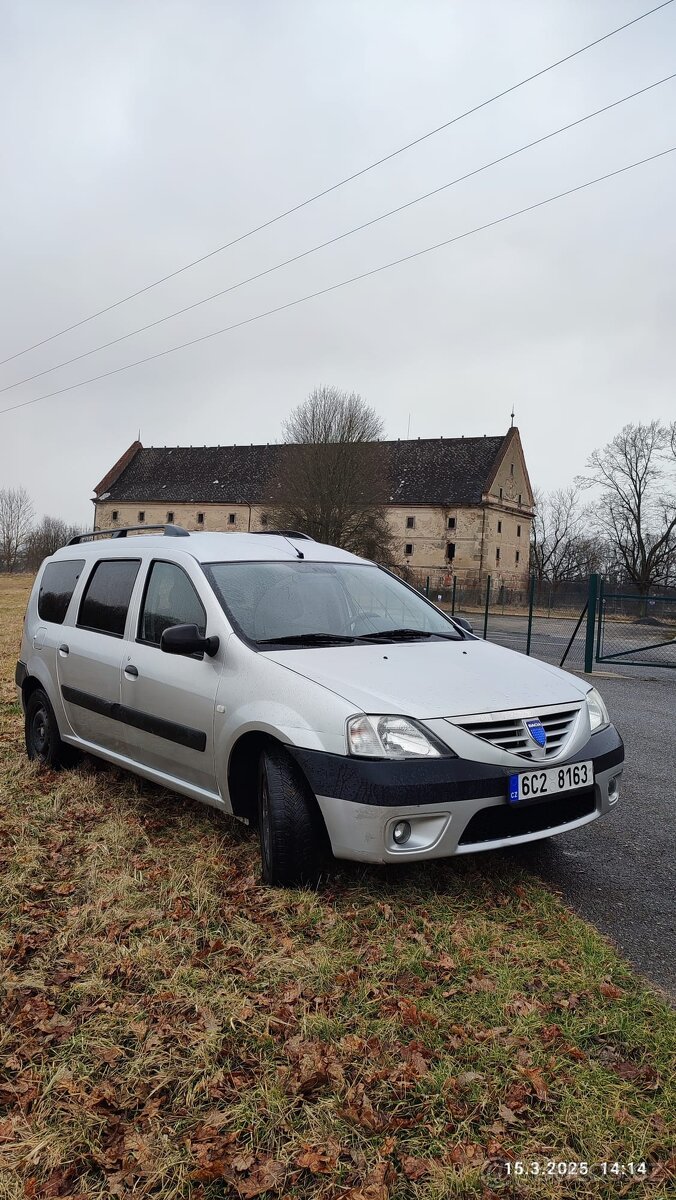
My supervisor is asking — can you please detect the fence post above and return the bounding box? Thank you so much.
[483,575,491,640]
[595,577,604,662]
[584,574,599,673]
[451,576,457,615]
[425,575,430,598]
[526,573,536,656]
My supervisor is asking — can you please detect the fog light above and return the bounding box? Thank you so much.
[393,820,411,845]
[608,775,619,804]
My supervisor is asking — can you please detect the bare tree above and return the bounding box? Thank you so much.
[530,487,585,584]
[25,515,81,572]
[269,386,394,560]
[577,421,676,593]
[0,486,34,572]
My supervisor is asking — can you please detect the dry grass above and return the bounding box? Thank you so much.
[0,575,674,1199]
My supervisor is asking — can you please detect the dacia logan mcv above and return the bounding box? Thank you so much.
[17,526,624,885]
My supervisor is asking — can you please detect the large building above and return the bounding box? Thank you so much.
[92,427,534,589]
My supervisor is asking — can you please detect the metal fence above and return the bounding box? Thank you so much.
[597,583,676,669]
[400,568,676,672]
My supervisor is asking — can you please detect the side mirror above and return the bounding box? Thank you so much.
[452,616,474,635]
[160,623,220,658]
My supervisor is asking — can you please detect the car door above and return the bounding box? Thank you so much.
[57,557,141,753]
[119,558,222,794]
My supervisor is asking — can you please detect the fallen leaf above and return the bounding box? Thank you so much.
[498,1104,518,1124]
[400,1155,431,1181]
[92,1045,125,1065]
[231,1151,256,1173]
[600,982,624,999]
[232,1157,285,1197]
[295,1144,338,1174]
[522,1067,548,1100]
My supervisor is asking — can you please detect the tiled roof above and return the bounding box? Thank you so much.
[97,434,511,507]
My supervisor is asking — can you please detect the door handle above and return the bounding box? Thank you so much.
[58,644,69,656]
[124,664,139,678]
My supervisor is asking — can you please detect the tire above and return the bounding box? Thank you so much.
[257,744,329,887]
[25,688,78,769]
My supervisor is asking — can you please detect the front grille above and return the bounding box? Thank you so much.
[455,705,580,761]
[459,789,596,845]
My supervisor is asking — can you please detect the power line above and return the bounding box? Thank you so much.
[3,73,673,397]
[1,0,673,370]
[1,145,673,419]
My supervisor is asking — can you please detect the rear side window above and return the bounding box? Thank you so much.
[78,559,141,637]
[139,561,206,645]
[38,559,85,624]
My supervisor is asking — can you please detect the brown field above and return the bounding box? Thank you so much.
[0,575,674,1198]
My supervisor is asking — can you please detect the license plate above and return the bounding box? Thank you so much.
[508,760,593,805]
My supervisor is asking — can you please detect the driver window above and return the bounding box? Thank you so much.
[139,561,206,646]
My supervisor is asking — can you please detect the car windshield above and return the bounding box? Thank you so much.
[202,561,462,646]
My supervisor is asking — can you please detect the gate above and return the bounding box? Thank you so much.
[596,581,676,669]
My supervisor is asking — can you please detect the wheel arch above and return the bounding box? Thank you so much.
[22,673,49,707]
[227,729,326,834]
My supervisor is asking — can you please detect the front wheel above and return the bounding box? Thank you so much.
[257,745,329,886]
[25,688,78,769]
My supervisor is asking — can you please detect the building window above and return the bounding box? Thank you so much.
[138,511,145,523]
[197,512,204,525]
[496,548,500,563]
[447,516,456,530]
[404,543,413,556]
[510,462,514,475]
[446,542,456,561]
[517,524,521,537]
[111,510,118,522]
[518,493,522,504]
[228,513,236,525]
[497,520,502,533]
[406,516,415,529]
[260,513,268,526]
[499,487,503,500]
[516,550,520,564]
[166,511,174,524]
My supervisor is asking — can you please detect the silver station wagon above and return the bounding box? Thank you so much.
[17,525,624,886]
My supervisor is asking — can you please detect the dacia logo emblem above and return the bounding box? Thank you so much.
[524,717,547,758]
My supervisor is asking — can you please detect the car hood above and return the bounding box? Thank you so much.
[262,637,589,718]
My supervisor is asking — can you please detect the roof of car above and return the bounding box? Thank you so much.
[53,531,366,565]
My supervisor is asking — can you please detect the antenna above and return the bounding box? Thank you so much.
[510,406,515,428]
[406,413,411,438]
[280,534,304,559]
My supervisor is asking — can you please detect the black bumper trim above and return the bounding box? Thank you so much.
[61,685,207,752]
[15,661,27,688]
[288,724,624,808]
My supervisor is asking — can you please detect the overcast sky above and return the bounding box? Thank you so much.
[1,0,674,526]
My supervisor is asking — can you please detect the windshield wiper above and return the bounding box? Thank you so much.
[257,633,357,646]
[355,627,462,642]
[354,627,433,641]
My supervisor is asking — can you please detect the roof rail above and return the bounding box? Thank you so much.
[250,529,314,540]
[68,523,190,545]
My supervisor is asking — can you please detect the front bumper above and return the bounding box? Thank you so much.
[288,724,624,863]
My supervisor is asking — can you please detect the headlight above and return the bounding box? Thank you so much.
[347,714,452,759]
[586,687,609,732]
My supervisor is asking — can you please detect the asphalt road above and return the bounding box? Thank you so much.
[509,672,676,996]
